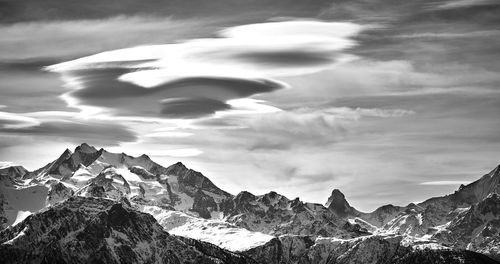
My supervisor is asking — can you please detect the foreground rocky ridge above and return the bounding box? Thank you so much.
[0,196,256,264]
[0,143,499,263]
[244,234,499,264]
[1,196,497,264]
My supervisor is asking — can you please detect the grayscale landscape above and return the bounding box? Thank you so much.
[0,0,499,263]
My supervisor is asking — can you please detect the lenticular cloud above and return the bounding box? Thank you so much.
[47,20,364,119]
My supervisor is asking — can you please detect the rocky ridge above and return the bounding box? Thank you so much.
[0,196,256,264]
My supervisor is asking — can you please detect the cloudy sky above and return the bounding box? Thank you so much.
[1,0,499,211]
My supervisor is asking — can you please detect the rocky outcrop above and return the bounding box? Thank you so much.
[192,189,218,219]
[166,162,231,198]
[325,189,360,218]
[176,236,258,264]
[34,147,104,179]
[222,190,368,238]
[360,204,404,227]
[46,182,74,206]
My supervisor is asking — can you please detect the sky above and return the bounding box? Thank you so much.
[0,0,499,211]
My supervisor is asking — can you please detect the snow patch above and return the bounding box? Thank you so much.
[142,205,273,252]
[12,210,31,226]
[2,226,28,245]
[115,167,144,183]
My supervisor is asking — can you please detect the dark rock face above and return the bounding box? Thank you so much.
[166,162,231,198]
[0,192,7,229]
[0,166,29,179]
[325,189,359,218]
[392,249,500,264]
[35,147,104,178]
[176,236,258,264]
[128,166,156,180]
[0,197,256,264]
[244,237,283,264]
[46,182,74,205]
[192,189,218,219]
[85,183,106,197]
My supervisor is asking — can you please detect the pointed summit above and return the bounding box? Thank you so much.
[489,164,500,178]
[75,143,98,154]
[165,162,188,175]
[41,148,73,176]
[450,164,500,204]
[325,189,359,218]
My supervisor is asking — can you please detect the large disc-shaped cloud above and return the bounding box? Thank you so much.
[48,20,363,119]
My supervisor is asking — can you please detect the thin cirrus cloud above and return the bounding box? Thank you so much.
[433,0,500,9]
[46,20,364,119]
[0,110,41,129]
[0,16,221,61]
[0,111,137,145]
[419,181,471,186]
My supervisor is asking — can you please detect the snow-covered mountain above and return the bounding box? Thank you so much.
[0,143,499,263]
[19,143,231,219]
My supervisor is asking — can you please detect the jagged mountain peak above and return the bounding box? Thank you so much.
[483,164,500,183]
[26,144,234,220]
[40,144,191,180]
[166,161,188,172]
[491,164,500,176]
[377,204,400,211]
[0,165,29,179]
[235,190,256,201]
[325,188,359,218]
[61,148,72,155]
[74,142,98,153]
[261,191,280,199]
[327,188,346,201]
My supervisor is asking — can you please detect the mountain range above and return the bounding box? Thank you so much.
[0,143,499,263]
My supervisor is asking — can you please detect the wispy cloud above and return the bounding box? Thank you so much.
[0,111,137,146]
[395,30,500,39]
[419,180,470,185]
[433,0,499,10]
[0,16,225,61]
